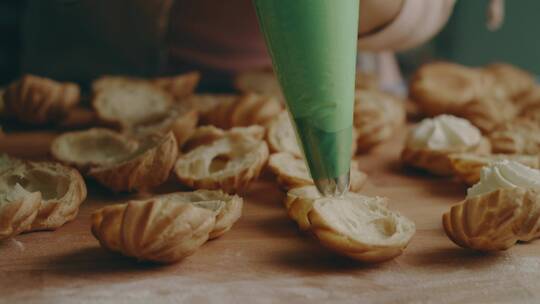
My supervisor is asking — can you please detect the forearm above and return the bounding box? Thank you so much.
[358,0,456,52]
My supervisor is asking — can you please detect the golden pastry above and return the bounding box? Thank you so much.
[519,102,540,124]
[154,191,243,239]
[183,94,238,119]
[89,132,178,192]
[201,93,282,129]
[284,186,387,232]
[129,102,199,148]
[51,128,140,172]
[454,92,516,133]
[93,72,199,100]
[483,63,535,100]
[0,181,41,240]
[234,70,284,100]
[444,160,540,251]
[513,85,540,112]
[308,192,416,263]
[266,111,358,157]
[449,153,539,185]
[267,153,367,192]
[266,111,303,157]
[91,191,237,263]
[93,80,174,128]
[402,115,491,175]
[409,62,485,116]
[3,74,80,125]
[355,71,379,90]
[53,129,177,192]
[489,119,540,155]
[151,71,200,100]
[354,89,405,152]
[0,160,87,231]
[174,126,269,193]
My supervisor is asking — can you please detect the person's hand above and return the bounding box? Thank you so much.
[358,0,403,36]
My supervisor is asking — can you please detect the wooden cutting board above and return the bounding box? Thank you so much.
[1,130,540,304]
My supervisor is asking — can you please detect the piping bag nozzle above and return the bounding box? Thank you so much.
[253,0,359,196]
[315,172,350,197]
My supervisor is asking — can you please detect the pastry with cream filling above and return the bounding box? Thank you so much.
[402,115,491,175]
[443,160,540,251]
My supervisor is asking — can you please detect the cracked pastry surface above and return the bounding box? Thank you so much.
[308,192,415,263]
[0,159,87,232]
[174,126,269,193]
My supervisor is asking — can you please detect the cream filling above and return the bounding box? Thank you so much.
[467,160,540,198]
[408,115,481,150]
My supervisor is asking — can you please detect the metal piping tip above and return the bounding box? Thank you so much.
[314,171,350,197]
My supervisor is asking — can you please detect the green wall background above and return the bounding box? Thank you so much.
[434,0,540,75]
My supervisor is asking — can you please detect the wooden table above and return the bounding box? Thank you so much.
[1,130,540,304]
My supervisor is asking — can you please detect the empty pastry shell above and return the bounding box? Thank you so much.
[51,128,140,172]
[93,80,173,128]
[174,126,269,193]
[0,161,87,231]
[89,132,178,192]
[309,192,416,263]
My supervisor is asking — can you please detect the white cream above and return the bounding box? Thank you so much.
[467,160,540,198]
[407,115,481,150]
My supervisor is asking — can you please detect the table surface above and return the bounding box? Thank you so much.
[1,129,540,304]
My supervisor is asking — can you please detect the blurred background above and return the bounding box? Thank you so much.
[0,0,538,87]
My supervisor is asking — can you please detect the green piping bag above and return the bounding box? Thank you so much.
[253,0,359,196]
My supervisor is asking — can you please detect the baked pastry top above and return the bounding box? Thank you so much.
[354,89,405,152]
[489,119,540,155]
[3,74,80,125]
[91,190,242,263]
